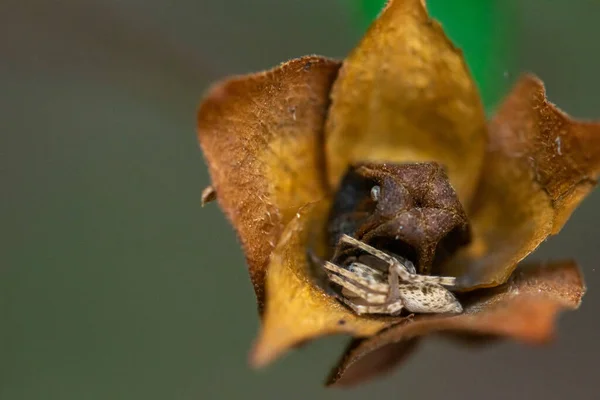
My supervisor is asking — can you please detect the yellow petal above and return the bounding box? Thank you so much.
[446,75,600,288]
[324,0,487,207]
[328,261,585,387]
[250,200,396,368]
[197,56,340,306]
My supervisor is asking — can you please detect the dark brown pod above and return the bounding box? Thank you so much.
[327,162,471,276]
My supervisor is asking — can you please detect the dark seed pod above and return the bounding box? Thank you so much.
[328,162,471,276]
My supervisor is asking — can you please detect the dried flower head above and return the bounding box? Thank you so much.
[196,0,599,387]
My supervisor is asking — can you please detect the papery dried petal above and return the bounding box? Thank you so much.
[328,261,585,387]
[324,0,487,208]
[446,75,600,288]
[197,56,340,306]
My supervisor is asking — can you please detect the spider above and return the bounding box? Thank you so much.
[314,234,463,316]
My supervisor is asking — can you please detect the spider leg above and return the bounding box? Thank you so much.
[323,261,388,294]
[346,261,391,293]
[357,253,417,275]
[326,272,387,304]
[386,261,401,303]
[336,295,404,316]
[389,261,456,286]
[340,234,456,287]
[339,234,396,263]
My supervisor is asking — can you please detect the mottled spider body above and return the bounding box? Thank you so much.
[318,162,470,316]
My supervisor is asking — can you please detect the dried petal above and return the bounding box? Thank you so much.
[250,201,396,367]
[327,338,420,388]
[197,56,340,306]
[446,75,600,288]
[328,261,585,387]
[324,0,487,207]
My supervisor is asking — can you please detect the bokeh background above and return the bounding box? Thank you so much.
[2,1,600,399]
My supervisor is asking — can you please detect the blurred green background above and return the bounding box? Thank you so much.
[2,1,600,399]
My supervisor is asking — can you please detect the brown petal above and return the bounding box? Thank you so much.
[327,261,585,387]
[197,56,340,306]
[445,75,600,288]
[250,200,398,368]
[324,0,487,208]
